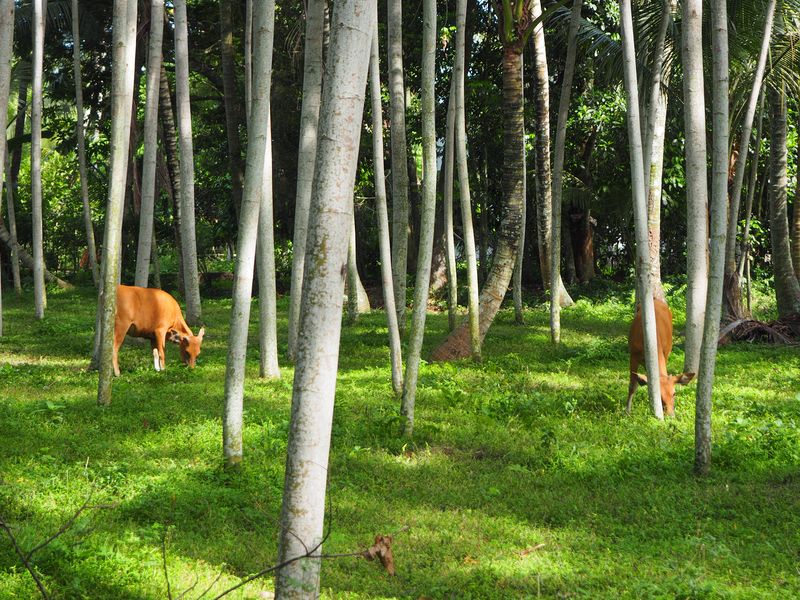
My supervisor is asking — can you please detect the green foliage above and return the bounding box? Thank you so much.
[1,287,798,598]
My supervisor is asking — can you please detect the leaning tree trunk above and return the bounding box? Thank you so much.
[369,23,403,396]
[695,0,729,475]
[682,0,709,375]
[530,0,573,317]
[620,0,663,418]
[274,1,374,595]
[429,21,526,362]
[642,0,672,303]
[31,0,47,319]
[550,0,583,342]
[134,0,164,288]
[454,0,481,359]
[97,0,138,405]
[0,222,71,288]
[173,0,202,325]
[0,0,13,335]
[287,0,324,361]
[223,0,276,468]
[443,78,458,331]
[399,0,436,436]
[768,86,800,317]
[72,0,100,287]
[219,0,245,221]
[388,0,410,335]
[723,0,776,319]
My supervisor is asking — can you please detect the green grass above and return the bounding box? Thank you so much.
[1,284,798,599]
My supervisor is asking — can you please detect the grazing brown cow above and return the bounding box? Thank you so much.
[627,298,694,416]
[113,285,204,376]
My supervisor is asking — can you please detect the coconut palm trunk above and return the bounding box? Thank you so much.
[767,86,800,317]
[682,0,709,375]
[72,0,100,287]
[388,0,410,335]
[723,0,776,319]
[287,0,324,361]
[173,0,202,325]
[399,0,436,436]
[223,0,276,467]
[31,0,47,319]
[97,0,139,405]
[134,0,164,288]
[550,0,583,342]
[620,0,663,418]
[274,1,374,594]
[369,23,403,396]
[695,0,730,475]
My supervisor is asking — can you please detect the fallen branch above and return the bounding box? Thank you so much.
[0,221,72,289]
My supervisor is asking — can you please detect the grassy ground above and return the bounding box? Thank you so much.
[0,283,798,599]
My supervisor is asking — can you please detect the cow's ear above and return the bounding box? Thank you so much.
[197,327,205,341]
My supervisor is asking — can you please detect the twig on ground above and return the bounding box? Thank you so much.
[0,517,50,599]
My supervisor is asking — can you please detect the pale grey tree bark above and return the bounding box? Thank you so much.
[244,0,252,124]
[287,0,325,361]
[388,0,410,335]
[3,148,21,295]
[173,0,202,325]
[723,0,775,318]
[346,214,370,322]
[682,0,709,375]
[71,0,100,287]
[223,0,275,467]
[620,0,663,418]
[370,24,403,395]
[642,0,672,303]
[443,78,458,331]
[0,0,12,335]
[134,0,164,288]
[768,86,800,317]
[454,0,480,359]
[550,0,582,342]
[738,93,764,280]
[695,0,729,475]
[399,0,436,437]
[275,1,374,595]
[257,111,280,379]
[31,0,47,319]
[97,0,138,405]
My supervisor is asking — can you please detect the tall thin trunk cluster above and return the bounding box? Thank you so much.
[0,0,13,335]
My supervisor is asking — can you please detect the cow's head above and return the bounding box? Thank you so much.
[175,327,205,368]
[632,372,695,416]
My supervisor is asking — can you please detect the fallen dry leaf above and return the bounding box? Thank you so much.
[364,534,395,576]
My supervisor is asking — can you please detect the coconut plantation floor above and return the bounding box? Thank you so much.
[0,284,798,599]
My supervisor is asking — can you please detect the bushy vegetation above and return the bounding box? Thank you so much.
[0,285,798,598]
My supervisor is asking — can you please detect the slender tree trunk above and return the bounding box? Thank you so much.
[443,78,458,331]
[219,0,245,221]
[287,0,324,361]
[173,0,202,325]
[134,0,164,288]
[400,0,436,436]
[150,224,161,288]
[159,66,185,294]
[223,0,276,467]
[275,2,373,594]
[531,0,572,313]
[723,0,776,319]
[369,24,403,396]
[97,0,138,405]
[682,0,709,375]
[454,0,480,358]
[244,0,252,124]
[31,0,47,319]
[550,0,583,342]
[388,0,410,335]
[695,0,729,475]
[768,86,800,316]
[738,93,764,280]
[620,0,663,419]
[72,0,100,287]
[346,214,370,322]
[3,147,20,294]
[429,26,526,362]
[257,112,280,379]
[0,0,12,335]
[793,143,800,282]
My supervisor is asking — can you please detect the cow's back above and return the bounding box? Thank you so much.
[117,285,182,335]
